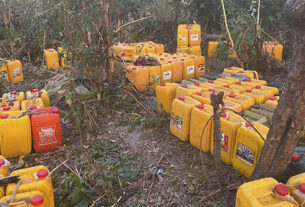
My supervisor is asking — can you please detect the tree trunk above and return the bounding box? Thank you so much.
[251,0,305,180]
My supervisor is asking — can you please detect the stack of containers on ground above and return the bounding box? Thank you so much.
[177,24,202,56]
[0,59,24,84]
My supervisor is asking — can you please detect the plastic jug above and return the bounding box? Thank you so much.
[0,60,8,81]
[250,104,275,123]
[243,78,267,86]
[26,89,50,107]
[223,99,243,112]
[177,25,189,47]
[175,85,202,98]
[207,41,219,58]
[156,83,179,114]
[1,101,21,111]
[126,66,150,92]
[2,91,25,102]
[225,93,255,111]
[181,58,195,80]
[0,111,32,158]
[0,155,10,198]
[236,178,298,207]
[219,84,244,94]
[146,45,156,54]
[7,166,55,207]
[223,66,244,74]
[191,89,230,104]
[0,191,46,207]
[235,81,254,90]
[21,98,45,110]
[232,122,269,178]
[265,96,280,108]
[149,66,161,90]
[287,172,305,206]
[180,80,194,86]
[188,24,201,46]
[155,44,164,54]
[253,85,279,97]
[191,56,206,78]
[216,76,239,85]
[284,150,305,181]
[170,96,200,141]
[243,89,268,105]
[210,111,244,164]
[57,47,72,68]
[113,44,136,61]
[189,46,201,56]
[172,59,183,82]
[160,61,173,83]
[237,70,259,80]
[190,104,213,152]
[221,73,250,82]
[43,49,59,70]
[273,44,283,62]
[243,110,269,125]
[176,46,190,54]
[7,60,23,83]
[30,107,62,153]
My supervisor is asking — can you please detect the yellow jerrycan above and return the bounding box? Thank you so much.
[0,101,21,111]
[0,111,32,158]
[220,84,244,94]
[237,70,259,80]
[156,83,179,114]
[207,41,219,58]
[210,111,244,164]
[191,91,212,105]
[243,78,267,86]
[126,66,150,92]
[2,91,25,102]
[225,93,255,111]
[243,89,268,105]
[170,96,200,141]
[21,98,45,110]
[155,44,164,54]
[26,89,50,107]
[188,24,201,46]
[7,60,23,84]
[236,178,299,207]
[191,56,206,78]
[57,47,72,68]
[189,46,202,56]
[149,66,161,90]
[273,44,283,62]
[177,46,190,54]
[216,76,239,85]
[223,66,244,74]
[0,60,8,81]
[0,155,10,198]
[172,59,183,82]
[223,99,243,112]
[232,122,269,178]
[7,166,55,207]
[160,61,173,83]
[287,172,305,206]
[189,104,214,152]
[0,191,46,207]
[146,45,156,54]
[43,49,59,70]
[235,81,254,90]
[175,85,202,98]
[177,24,189,47]
[181,58,195,80]
[265,96,280,108]
[253,85,279,97]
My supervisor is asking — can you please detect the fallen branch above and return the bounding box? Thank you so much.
[50,159,69,174]
[124,89,154,116]
[115,16,153,33]
[90,194,106,207]
[146,153,164,200]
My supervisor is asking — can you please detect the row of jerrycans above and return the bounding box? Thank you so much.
[0,59,23,84]
[43,47,72,70]
[0,158,54,206]
[126,53,206,92]
[177,24,201,47]
[176,45,202,56]
[236,172,305,207]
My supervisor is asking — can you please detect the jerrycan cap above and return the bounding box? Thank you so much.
[255,86,262,89]
[229,94,236,98]
[178,96,185,101]
[159,53,163,55]
[196,105,204,110]
[131,67,137,71]
[160,83,166,86]
[168,61,172,63]
[0,159,5,167]
[37,169,49,178]
[0,114,9,119]
[10,91,17,95]
[209,88,215,92]
[52,108,60,114]
[238,71,244,74]
[220,76,226,79]
[32,89,39,93]
[181,85,187,88]
[160,58,165,61]
[208,80,214,83]
[221,113,227,118]
[196,92,203,96]
[48,49,54,52]
[270,96,277,101]
[245,122,251,127]
[31,195,44,206]
[299,183,305,193]
[246,89,252,93]
[173,57,177,59]
[236,82,242,85]
[194,83,200,86]
[29,105,37,110]
[3,106,11,111]
[231,74,237,76]
[245,79,252,82]
[226,67,232,70]
[275,184,289,196]
[224,85,230,88]
[180,59,185,61]
[292,152,301,162]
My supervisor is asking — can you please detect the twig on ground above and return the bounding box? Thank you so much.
[146,153,164,200]
[115,16,153,33]
[51,159,69,174]
[125,89,154,116]
[89,194,106,207]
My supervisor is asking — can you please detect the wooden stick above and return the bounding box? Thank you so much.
[146,153,164,200]
[115,16,153,33]
[89,194,106,207]
[50,159,69,174]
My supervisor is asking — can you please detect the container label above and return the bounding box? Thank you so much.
[191,35,199,41]
[236,142,255,166]
[171,112,182,130]
[38,126,57,146]
[13,68,21,78]
[187,66,195,74]
[179,35,186,41]
[198,64,205,73]
[163,71,171,80]
[221,133,229,152]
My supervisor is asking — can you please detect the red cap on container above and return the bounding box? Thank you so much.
[255,86,262,89]
[0,159,5,167]
[48,49,53,52]
[159,53,163,55]
[221,76,226,79]
[160,83,166,86]
[246,89,252,93]
[196,92,203,96]
[52,108,60,114]
[0,114,9,119]
[37,169,49,178]
[231,74,237,76]
[132,67,137,71]
[29,105,37,110]
[208,80,214,83]
[173,57,177,59]
[299,183,305,194]
[121,52,126,57]
[236,82,242,85]
[31,195,44,206]
[221,113,227,118]
[292,152,301,162]
[181,85,187,88]
[168,61,172,63]
[180,59,185,61]
[194,83,200,86]
[10,91,17,95]
[275,184,289,196]
[245,79,252,82]
[224,85,230,88]
[196,105,204,110]
[270,96,277,101]
[245,122,251,127]
[226,67,232,70]
[209,88,215,92]
[229,94,236,98]
[178,96,185,101]
[32,89,39,93]
[160,58,164,61]
[164,55,168,57]
[238,71,244,74]
[2,106,11,111]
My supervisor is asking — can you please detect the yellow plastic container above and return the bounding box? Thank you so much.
[232,122,269,178]
[199,80,227,89]
[253,85,279,97]
[0,155,10,198]
[155,44,165,54]
[156,83,179,114]
[149,66,161,90]
[225,93,255,111]
[57,47,72,68]
[21,98,45,110]
[177,24,189,47]
[2,91,25,102]
[170,96,200,141]
[26,89,50,107]
[207,41,219,58]
[159,62,172,83]
[223,66,244,74]
[287,172,305,206]
[189,46,202,56]
[146,45,156,54]
[242,78,267,86]
[177,46,190,54]
[235,81,254,90]
[188,24,201,46]
[191,91,212,105]
[181,58,195,80]
[243,89,268,105]
[172,59,183,82]
[191,56,206,78]
[273,44,283,62]
[0,191,45,207]
[223,99,243,112]
[175,85,202,98]
[7,60,23,84]
[190,104,214,152]
[265,96,279,108]
[236,177,298,207]
[217,75,240,84]
[0,101,21,111]
[43,49,59,70]
[210,111,244,164]
[219,84,244,94]
[126,66,150,92]
[0,60,8,81]
[7,165,55,207]
[0,111,32,158]
[113,44,136,61]
[237,70,259,80]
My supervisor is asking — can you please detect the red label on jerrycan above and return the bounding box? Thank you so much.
[30,106,62,152]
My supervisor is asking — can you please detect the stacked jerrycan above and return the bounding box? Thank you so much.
[43,49,59,70]
[284,148,305,181]
[207,41,219,58]
[287,172,305,206]
[263,40,283,62]
[0,59,24,84]
[0,156,10,198]
[177,24,201,55]
[156,83,179,114]
[0,59,8,81]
